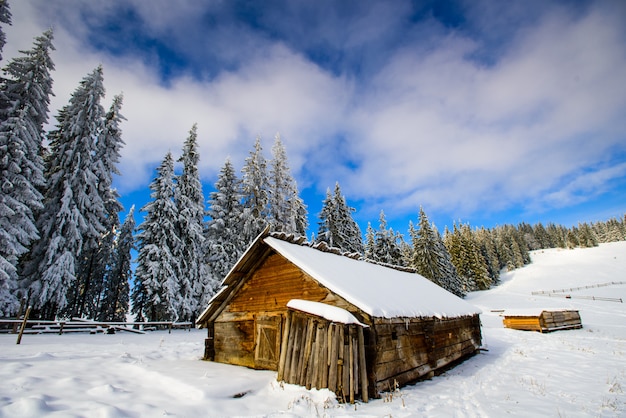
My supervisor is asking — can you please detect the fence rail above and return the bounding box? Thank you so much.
[0,318,193,336]
[531,281,625,303]
[531,281,626,295]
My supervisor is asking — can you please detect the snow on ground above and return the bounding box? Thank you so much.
[1,242,625,417]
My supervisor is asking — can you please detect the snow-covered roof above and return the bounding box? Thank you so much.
[265,237,481,319]
[502,308,576,317]
[287,299,368,327]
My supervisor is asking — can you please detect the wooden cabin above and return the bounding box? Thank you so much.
[502,309,582,333]
[196,231,482,402]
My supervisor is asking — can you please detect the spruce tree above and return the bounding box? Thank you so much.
[205,158,243,287]
[433,225,464,297]
[408,208,464,295]
[174,124,206,321]
[99,206,134,322]
[78,94,125,318]
[241,136,269,244]
[410,208,440,282]
[268,133,308,235]
[20,67,106,319]
[0,29,54,315]
[371,210,402,265]
[134,152,180,321]
[0,0,10,62]
[364,222,376,260]
[317,182,363,254]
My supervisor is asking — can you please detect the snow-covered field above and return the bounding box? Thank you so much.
[1,242,625,417]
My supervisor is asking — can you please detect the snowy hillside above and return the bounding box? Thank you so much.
[1,242,625,417]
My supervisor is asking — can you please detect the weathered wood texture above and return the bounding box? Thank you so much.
[277,310,369,403]
[227,253,332,315]
[503,310,582,333]
[211,252,368,371]
[370,315,481,394]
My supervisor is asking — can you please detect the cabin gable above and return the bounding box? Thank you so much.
[212,251,366,370]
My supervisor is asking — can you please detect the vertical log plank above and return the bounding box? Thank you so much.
[357,326,369,402]
[328,324,338,393]
[320,321,329,389]
[288,316,303,383]
[348,325,355,403]
[277,311,291,381]
[299,318,315,385]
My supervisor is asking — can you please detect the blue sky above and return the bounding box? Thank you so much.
[6,0,626,238]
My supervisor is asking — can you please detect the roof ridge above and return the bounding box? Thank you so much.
[267,231,416,273]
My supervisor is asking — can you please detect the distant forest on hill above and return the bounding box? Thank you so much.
[1,1,625,323]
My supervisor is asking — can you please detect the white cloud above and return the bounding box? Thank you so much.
[344,3,626,219]
[5,0,626,224]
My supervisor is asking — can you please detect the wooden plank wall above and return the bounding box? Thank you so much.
[540,310,582,331]
[278,310,369,403]
[371,315,481,394]
[503,310,582,333]
[228,253,331,315]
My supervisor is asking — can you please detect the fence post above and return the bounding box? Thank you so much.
[16,306,32,345]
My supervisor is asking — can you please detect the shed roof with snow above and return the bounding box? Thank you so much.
[197,233,480,325]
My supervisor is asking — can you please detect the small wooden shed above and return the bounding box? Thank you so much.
[197,231,482,402]
[502,309,582,333]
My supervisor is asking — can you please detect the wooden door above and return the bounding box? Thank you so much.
[254,315,282,370]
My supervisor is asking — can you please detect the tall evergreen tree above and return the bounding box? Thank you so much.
[99,206,134,322]
[133,152,180,322]
[364,222,376,260]
[268,133,307,235]
[205,158,244,288]
[0,0,10,63]
[174,124,207,321]
[407,208,464,294]
[317,182,363,254]
[19,67,106,319]
[432,225,464,297]
[0,29,54,315]
[371,210,403,265]
[241,136,269,244]
[474,227,500,284]
[77,94,125,318]
[409,208,439,281]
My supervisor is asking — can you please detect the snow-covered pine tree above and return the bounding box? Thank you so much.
[133,152,180,322]
[406,207,465,294]
[290,181,308,237]
[444,223,475,293]
[317,188,336,246]
[577,222,598,248]
[371,210,403,265]
[461,223,491,291]
[364,222,376,260]
[0,0,10,62]
[0,0,12,120]
[205,158,243,290]
[79,94,126,318]
[0,29,54,315]
[532,222,553,249]
[241,136,269,244]
[316,182,363,254]
[99,206,134,322]
[432,225,464,297]
[474,227,500,284]
[19,67,106,319]
[174,124,207,321]
[268,133,307,235]
[409,208,441,284]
